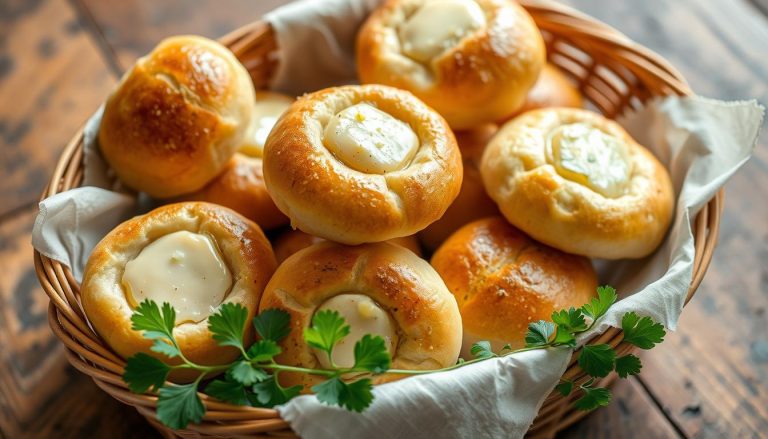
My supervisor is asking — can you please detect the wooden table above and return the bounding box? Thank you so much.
[1,1,766,437]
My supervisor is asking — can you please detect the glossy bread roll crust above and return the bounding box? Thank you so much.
[503,63,584,121]
[263,84,462,244]
[99,35,256,198]
[260,242,462,390]
[357,0,546,129]
[181,91,294,229]
[419,125,500,250]
[81,202,277,381]
[431,217,597,355]
[273,229,422,264]
[180,153,287,229]
[481,108,674,259]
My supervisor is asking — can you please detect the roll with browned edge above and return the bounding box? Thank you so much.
[357,0,545,129]
[81,202,277,381]
[431,217,597,357]
[263,84,463,244]
[273,229,422,264]
[260,242,462,391]
[99,35,256,198]
[181,91,294,229]
[481,108,674,259]
[501,63,584,122]
[419,124,500,251]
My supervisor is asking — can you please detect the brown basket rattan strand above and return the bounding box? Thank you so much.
[34,1,724,438]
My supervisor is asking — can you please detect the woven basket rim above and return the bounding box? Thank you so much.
[34,1,724,437]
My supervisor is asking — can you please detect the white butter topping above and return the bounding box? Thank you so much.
[240,95,292,157]
[313,294,396,368]
[323,103,419,174]
[123,231,232,323]
[548,123,631,198]
[399,0,486,63]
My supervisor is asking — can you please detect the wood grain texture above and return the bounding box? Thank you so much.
[559,376,681,439]
[0,0,115,218]
[1,0,766,438]
[562,0,768,437]
[0,208,159,438]
[76,0,288,72]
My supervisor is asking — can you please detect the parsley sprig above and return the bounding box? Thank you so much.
[122,285,666,429]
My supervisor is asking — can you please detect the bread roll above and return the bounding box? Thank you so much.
[431,217,597,356]
[81,202,277,381]
[263,84,462,244]
[99,35,256,198]
[273,229,422,263]
[419,125,500,250]
[481,108,674,259]
[259,242,462,390]
[502,63,584,121]
[181,91,294,229]
[357,0,545,129]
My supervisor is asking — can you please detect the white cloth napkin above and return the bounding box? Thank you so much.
[30,0,763,437]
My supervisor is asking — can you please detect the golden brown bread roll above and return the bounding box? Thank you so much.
[431,217,597,356]
[99,35,256,198]
[263,84,463,244]
[81,202,277,381]
[481,108,674,259]
[259,242,462,390]
[357,0,545,129]
[502,63,584,121]
[181,91,294,229]
[419,125,500,250]
[273,229,422,263]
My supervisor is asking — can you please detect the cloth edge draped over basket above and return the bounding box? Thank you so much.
[30,0,764,437]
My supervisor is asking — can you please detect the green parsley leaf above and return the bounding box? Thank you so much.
[208,303,248,351]
[253,309,292,342]
[615,354,642,378]
[341,378,374,412]
[470,341,496,359]
[157,383,204,429]
[581,286,617,320]
[150,339,181,358]
[552,326,576,347]
[578,344,616,378]
[573,386,612,411]
[205,379,250,406]
[353,335,391,373]
[251,376,302,407]
[303,310,350,357]
[312,376,345,406]
[525,320,556,347]
[621,312,666,349]
[131,300,175,341]
[227,360,268,386]
[551,307,588,333]
[123,353,171,393]
[555,380,573,397]
[246,339,282,363]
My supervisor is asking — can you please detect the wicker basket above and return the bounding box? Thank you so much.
[34,1,723,438]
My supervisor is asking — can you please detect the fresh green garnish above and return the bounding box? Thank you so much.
[122,285,667,429]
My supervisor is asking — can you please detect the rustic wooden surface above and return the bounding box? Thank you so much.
[0,0,765,438]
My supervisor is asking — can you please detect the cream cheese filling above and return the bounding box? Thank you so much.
[399,0,486,63]
[547,123,631,198]
[313,294,397,368]
[122,231,233,324]
[323,103,419,174]
[240,95,293,157]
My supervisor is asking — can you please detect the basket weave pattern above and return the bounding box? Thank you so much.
[34,1,723,438]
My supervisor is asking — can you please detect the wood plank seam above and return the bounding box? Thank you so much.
[635,374,690,439]
[66,0,124,78]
